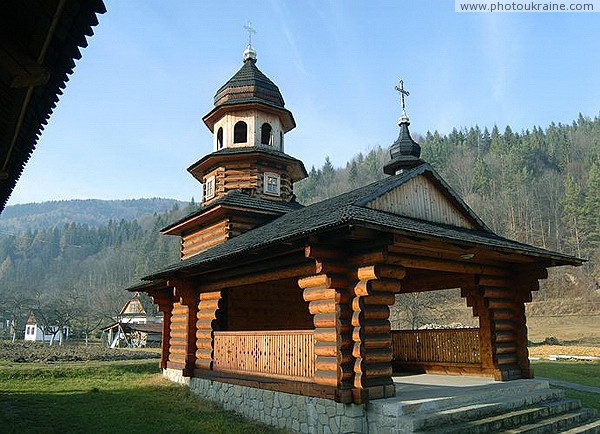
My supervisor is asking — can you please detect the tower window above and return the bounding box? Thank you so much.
[280,131,284,151]
[204,176,216,200]
[264,172,281,196]
[217,127,224,149]
[260,123,272,145]
[233,121,247,143]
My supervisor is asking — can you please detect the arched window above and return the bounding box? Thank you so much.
[260,123,272,145]
[216,127,224,149]
[233,121,247,144]
[280,131,284,150]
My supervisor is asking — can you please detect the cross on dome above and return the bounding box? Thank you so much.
[395,79,410,123]
[243,21,257,62]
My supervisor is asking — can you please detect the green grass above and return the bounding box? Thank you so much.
[0,360,281,434]
[532,360,600,412]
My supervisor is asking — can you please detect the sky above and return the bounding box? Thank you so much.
[7,0,600,205]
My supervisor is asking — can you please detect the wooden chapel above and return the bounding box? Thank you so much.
[127,45,581,404]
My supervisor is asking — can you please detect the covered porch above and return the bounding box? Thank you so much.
[139,229,557,404]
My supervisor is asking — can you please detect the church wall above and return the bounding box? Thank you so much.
[181,219,230,260]
[225,283,313,331]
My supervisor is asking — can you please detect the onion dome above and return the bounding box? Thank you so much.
[203,50,295,133]
[383,81,425,175]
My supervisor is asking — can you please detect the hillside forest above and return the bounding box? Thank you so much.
[1,113,600,340]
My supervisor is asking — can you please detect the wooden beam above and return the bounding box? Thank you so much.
[389,253,510,276]
[200,263,316,291]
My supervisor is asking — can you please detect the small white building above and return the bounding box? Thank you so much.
[101,297,162,348]
[23,312,69,344]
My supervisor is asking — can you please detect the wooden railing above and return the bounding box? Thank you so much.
[392,328,481,366]
[213,330,315,382]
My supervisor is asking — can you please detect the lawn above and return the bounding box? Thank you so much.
[0,359,280,434]
[532,360,600,412]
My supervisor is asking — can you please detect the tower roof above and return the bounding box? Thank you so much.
[383,80,425,175]
[213,57,285,109]
[203,56,296,132]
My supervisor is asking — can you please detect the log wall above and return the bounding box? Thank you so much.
[168,301,188,368]
[181,219,229,260]
[299,269,354,394]
[351,264,404,401]
[195,290,222,370]
[227,284,313,331]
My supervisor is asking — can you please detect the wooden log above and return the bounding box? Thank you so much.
[353,362,392,378]
[315,356,339,372]
[199,291,222,301]
[313,313,337,328]
[353,279,401,296]
[196,330,213,340]
[389,253,510,276]
[352,348,392,364]
[495,343,518,355]
[352,293,395,310]
[195,359,212,370]
[170,330,187,339]
[196,318,216,330]
[316,260,347,274]
[486,298,515,310]
[196,340,213,350]
[303,286,336,301]
[314,370,338,386]
[357,334,391,349]
[202,263,316,291]
[308,299,337,315]
[349,250,388,266]
[483,287,513,298]
[351,306,390,325]
[356,264,406,281]
[315,342,338,357]
[493,320,516,331]
[196,348,213,360]
[495,331,517,343]
[315,327,347,342]
[305,245,343,259]
[196,311,217,321]
[492,309,514,320]
[479,276,514,287]
[496,353,519,365]
[351,321,391,337]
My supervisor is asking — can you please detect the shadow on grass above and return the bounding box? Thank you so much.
[0,368,279,434]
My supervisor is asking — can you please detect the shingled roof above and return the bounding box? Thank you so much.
[0,1,106,212]
[161,190,304,233]
[142,164,581,281]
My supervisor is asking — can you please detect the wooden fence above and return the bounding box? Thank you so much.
[213,330,315,382]
[392,328,481,366]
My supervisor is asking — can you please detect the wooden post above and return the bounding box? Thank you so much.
[300,245,354,403]
[148,288,173,370]
[467,273,542,381]
[170,280,199,377]
[195,290,223,370]
[350,263,405,403]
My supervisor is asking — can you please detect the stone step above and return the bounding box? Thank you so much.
[414,389,566,431]
[501,408,597,434]
[423,399,582,433]
[561,418,600,433]
[376,379,555,417]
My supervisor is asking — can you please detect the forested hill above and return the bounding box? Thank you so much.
[1,113,599,338]
[0,198,187,232]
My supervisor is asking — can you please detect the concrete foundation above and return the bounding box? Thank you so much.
[163,369,560,433]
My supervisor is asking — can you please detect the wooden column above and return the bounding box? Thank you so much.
[299,245,354,403]
[148,288,173,370]
[351,263,405,403]
[467,272,542,381]
[195,290,223,370]
[169,280,199,376]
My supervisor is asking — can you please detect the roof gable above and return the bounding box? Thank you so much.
[363,174,475,229]
[354,164,489,231]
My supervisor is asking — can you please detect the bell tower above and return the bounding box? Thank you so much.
[162,36,307,260]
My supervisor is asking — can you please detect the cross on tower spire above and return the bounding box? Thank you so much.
[243,21,257,62]
[395,79,410,123]
[244,21,256,48]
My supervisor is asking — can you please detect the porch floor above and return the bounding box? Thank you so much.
[382,373,550,414]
